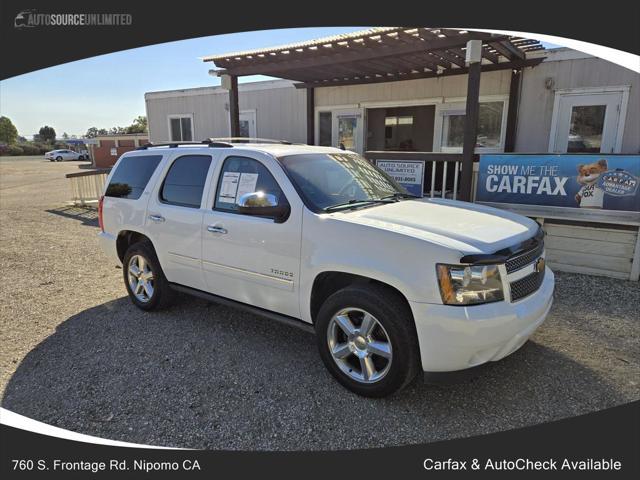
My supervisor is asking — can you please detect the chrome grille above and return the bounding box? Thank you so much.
[510,269,545,302]
[505,241,544,274]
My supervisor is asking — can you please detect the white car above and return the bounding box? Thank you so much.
[45,149,87,161]
[98,141,554,397]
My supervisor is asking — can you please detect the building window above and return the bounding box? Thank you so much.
[366,105,435,151]
[169,115,193,142]
[437,100,506,152]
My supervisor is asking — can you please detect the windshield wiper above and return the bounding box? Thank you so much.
[325,198,396,212]
[380,192,420,200]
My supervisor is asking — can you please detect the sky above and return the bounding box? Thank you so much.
[0,27,559,139]
[0,27,365,138]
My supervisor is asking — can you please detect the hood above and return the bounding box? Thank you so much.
[330,198,538,255]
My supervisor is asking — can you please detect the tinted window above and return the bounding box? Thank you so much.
[214,156,285,212]
[105,155,162,199]
[160,155,211,208]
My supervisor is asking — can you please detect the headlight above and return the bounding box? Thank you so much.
[436,264,504,305]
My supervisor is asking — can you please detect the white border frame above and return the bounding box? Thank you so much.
[167,113,195,142]
[548,85,630,153]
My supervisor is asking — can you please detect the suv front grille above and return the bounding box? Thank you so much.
[510,267,545,302]
[505,241,544,274]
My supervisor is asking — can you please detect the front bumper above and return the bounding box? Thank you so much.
[410,267,554,372]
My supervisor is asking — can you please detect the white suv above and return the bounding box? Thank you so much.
[98,141,554,397]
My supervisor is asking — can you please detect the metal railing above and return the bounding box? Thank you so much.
[66,168,111,206]
[365,152,478,200]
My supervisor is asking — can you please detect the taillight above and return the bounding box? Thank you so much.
[98,195,105,232]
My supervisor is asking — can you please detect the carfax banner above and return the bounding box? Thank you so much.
[477,154,640,212]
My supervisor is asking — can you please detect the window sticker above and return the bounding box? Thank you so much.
[235,173,259,202]
[218,171,240,203]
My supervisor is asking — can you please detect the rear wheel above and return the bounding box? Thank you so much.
[315,284,420,397]
[123,241,174,310]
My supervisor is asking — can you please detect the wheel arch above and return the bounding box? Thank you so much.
[116,229,153,262]
[309,271,413,325]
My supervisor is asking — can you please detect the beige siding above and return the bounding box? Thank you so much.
[145,82,307,144]
[542,221,638,280]
[315,70,511,106]
[516,56,639,153]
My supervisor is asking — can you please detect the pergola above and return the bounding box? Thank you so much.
[203,27,546,200]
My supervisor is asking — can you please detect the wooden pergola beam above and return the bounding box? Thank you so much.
[216,33,501,77]
[293,57,544,88]
[489,40,526,61]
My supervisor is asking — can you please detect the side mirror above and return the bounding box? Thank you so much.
[236,191,290,223]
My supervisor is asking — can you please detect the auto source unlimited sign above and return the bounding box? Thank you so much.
[477,154,640,212]
[376,160,425,197]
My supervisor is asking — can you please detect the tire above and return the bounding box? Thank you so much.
[315,283,420,397]
[122,241,174,311]
[55,156,62,162]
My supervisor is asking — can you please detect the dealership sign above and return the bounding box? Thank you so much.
[477,155,640,212]
[375,160,425,197]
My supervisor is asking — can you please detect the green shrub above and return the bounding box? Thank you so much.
[6,145,24,156]
[18,143,41,155]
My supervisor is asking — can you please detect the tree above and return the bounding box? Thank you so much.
[85,127,109,138]
[38,125,56,143]
[125,116,148,134]
[0,116,18,144]
[62,132,69,140]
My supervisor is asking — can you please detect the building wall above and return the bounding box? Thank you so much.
[516,53,639,153]
[314,70,512,106]
[145,80,307,144]
[91,135,148,168]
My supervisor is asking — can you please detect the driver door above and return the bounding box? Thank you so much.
[201,154,302,318]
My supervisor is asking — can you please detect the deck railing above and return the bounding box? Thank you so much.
[66,168,111,206]
[365,152,479,200]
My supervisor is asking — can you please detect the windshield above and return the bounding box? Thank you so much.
[279,153,409,212]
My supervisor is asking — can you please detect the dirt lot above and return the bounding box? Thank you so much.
[1,156,639,450]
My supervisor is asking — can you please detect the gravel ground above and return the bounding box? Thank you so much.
[1,156,639,450]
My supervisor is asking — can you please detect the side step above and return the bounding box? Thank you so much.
[169,283,315,334]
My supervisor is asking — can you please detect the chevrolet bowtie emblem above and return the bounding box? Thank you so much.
[535,257,545,273]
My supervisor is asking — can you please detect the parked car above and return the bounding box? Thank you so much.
[98,141,554,397]
[45,149,87,161]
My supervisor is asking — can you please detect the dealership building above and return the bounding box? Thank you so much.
[144,28,639,280]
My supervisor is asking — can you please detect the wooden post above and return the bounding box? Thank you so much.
[459,61,481,202]
[306,87,315,145]
[504,68,522,152]
[228,75,240,137]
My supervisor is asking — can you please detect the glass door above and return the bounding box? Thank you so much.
[330,109,363,153]
[551,91,624,153]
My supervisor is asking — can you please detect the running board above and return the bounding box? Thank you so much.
[169,283,315,334]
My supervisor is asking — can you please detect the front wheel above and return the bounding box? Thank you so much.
[123,241,174,311]
[315,284,420,397]
[55,156,62,162]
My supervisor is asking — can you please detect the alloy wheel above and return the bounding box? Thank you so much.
[326,307,392,383]
[127,255,154,303]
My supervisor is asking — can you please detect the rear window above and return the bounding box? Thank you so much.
[105,155,162,199]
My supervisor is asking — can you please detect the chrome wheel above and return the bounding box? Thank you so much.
[326,308,392,384]
[127,255,154,303]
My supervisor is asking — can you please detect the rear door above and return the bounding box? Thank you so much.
[145,152,217,291]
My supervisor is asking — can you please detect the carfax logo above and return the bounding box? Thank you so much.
[599,169,638,197]
[14,10,132,28]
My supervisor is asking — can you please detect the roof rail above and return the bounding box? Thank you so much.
[136,140,233,150]
[207,137,292,145]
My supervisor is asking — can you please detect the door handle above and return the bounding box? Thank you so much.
[207,225,227,234]
[148,214,165,223]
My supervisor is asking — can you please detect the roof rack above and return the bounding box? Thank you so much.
[207,137,292,145]
[136,140,233,150]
